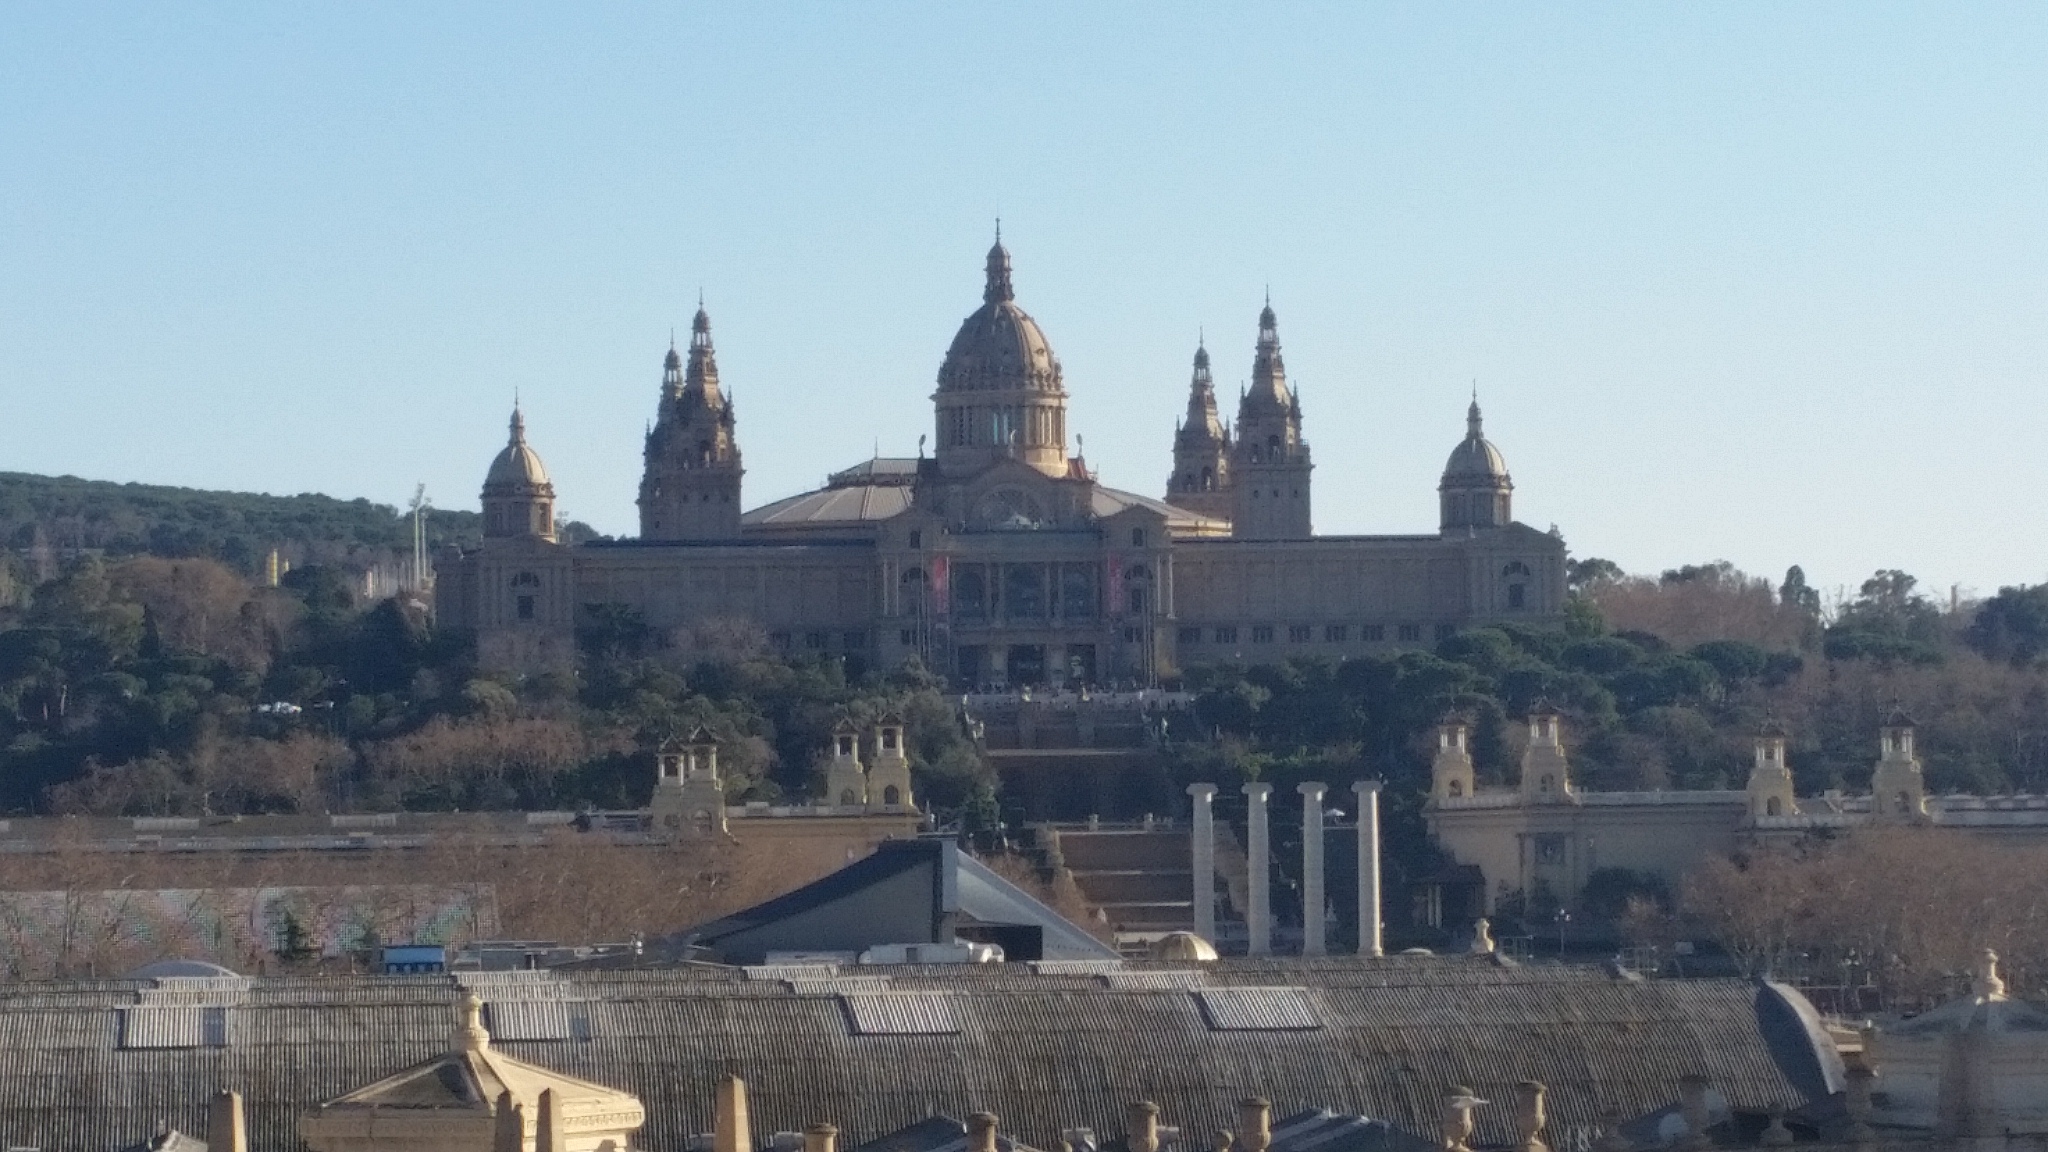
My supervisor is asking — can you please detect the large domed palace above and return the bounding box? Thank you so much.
[435,237,1565,684]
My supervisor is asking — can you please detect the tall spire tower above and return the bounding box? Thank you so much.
[1228,300,1313,538]
[1165,339,1233,520]
[639,303,744,540]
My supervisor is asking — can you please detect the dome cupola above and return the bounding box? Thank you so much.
[1439,398,1513,532]
[481,405,557,542]
[933,232,1070,478]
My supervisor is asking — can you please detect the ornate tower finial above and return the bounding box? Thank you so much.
[984,231,1015,304]
[509,403,526,444]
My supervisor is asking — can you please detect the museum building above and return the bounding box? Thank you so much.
[435,238,1567,684]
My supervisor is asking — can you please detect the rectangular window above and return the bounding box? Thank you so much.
[900,629,916,646]
[1362,625,1386,642]
[1397,624,1422,643]
[1123,626,1143,643]
[1324,624,1348,643]
[843,631,867,650]
[1177,627,1202,645]
[1288,625,1312,643]
[1251,625,1274,644]
[1508,583,1527,610]
[804,631,827,650]
[1215,626,1238,644]
[769,631,792,650]
[1435,624,1456,641]
[1130,528,1146,547]
[516,595,535,621]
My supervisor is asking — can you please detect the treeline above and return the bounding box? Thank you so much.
[0,469,606,583]
[0,552,989,818]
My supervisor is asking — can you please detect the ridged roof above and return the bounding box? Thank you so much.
[740,477,1228,534]
[0,957,1838,1152]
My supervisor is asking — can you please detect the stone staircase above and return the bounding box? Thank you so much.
[1029,822,1248,954]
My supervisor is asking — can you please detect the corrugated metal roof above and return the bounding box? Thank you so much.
[119,1006,226,1050]
[0,958,1841,1152]
[1029,960,1125,976]
[840,992,961,1036]
[486,999,587,1042]
[1101,970,1206,990]
[1193,987,1320,1031]
[790,976,895,996]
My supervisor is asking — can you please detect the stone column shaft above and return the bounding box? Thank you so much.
[1245,782,1273,956]
[1353,780,1383,957]
[1298,782,1327,956]
[1188,784,1218,943]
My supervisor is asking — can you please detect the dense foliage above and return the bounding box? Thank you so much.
[0,551,986,817]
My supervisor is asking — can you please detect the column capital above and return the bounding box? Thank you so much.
[1352,779,1383,796]
[1242,781,1273,800]
[1297,780,1327,800]
[1188,783,1218,800]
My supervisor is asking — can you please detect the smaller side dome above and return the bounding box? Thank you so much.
[485,406,552,492]
[1149,931,1219,962]
[1441,400,1510,483]
[1439,399,1513,533]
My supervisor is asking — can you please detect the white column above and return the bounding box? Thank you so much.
[1244,782,1273,956]
[1187,783,1218,943]
[1298,782,1327,956]
[1352,780,1383,957]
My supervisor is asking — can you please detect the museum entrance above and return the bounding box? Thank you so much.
[1060,643,1096,685]
[1005,644,1046,686]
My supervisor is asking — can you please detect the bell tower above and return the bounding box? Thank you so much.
[1165,340,1233,521]
[640,305,744,541]
[1228,301,1312,539]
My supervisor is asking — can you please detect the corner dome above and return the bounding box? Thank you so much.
[1441,400,1510,484]
[936,239,1062,394]
[484,407,552,491]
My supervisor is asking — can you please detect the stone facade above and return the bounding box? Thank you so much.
[436,238,1568,685]
[1424,709,2048,919]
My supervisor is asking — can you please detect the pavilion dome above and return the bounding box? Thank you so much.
[1441,400,1510,485]
[484,407,552,492]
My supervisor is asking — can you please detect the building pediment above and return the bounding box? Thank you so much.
[936,458,1096,533]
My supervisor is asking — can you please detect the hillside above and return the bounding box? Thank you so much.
[0,471,597,578]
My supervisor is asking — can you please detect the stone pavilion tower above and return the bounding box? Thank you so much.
[1228,301,1312,539]
[640,304,743,540]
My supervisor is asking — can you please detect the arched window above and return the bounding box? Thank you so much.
[1448,780,1465,798]
[840,789,858,806]
[883,785,901,806]
[1268,433,1281,452]
[1538,775,1553,793]
[1765,796,1782,817]
[691,810,714,835]
[1896,791,1912,814]
[1200,467,1214,491]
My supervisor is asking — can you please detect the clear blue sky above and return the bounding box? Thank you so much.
[3,4,2043,601]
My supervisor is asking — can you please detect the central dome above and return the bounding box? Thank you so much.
[936,239,1063,394]
[932,237,1071,479]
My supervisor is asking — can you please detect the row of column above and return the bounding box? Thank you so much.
[1187,779,1381,957]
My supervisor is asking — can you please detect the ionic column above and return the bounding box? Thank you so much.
[1352,779,1383,957]
[1187,783,1218,943]
[1244,781,1273,956]
[1298,781,1327,955]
